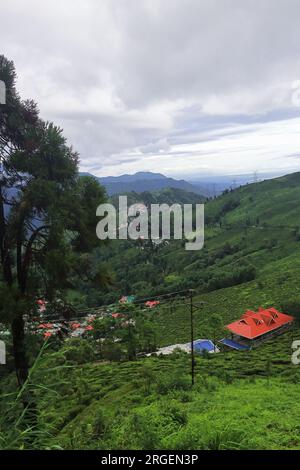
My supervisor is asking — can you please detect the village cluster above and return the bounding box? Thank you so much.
[0,296,295,357]
[23,296,161,341]
[32,301,297,356]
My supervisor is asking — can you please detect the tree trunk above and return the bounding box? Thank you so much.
[11,314,29,388]
[12,314,38,431]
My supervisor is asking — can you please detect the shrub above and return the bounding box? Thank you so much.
[207,263,256,291]
[280,298,300,324]
[101,340,123,362]
[161,402,188,426]
[63,339,95,364]
[155,372,190,395]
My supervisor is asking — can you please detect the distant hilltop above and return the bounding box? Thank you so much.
[80,171,209,197]
[80,170,284,197]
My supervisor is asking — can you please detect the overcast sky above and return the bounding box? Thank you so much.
[2,0,300,179]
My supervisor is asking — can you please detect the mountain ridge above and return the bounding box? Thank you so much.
[80,171,209,196]
[110,187,205,207]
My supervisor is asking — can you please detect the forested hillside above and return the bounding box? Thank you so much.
[110,186,205,206]
[2,167,300,451]
[72,172,300,311]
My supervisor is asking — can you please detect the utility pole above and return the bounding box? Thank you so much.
[190,289,195,386]
[253,170,258,184]
[253,170,258,197]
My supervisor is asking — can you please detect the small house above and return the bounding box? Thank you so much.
[220,307,294,350]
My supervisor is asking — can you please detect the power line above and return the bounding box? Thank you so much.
[41,288,204,386]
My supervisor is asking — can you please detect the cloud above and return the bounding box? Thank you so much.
[1,0,300,177]
[98,117,300,177]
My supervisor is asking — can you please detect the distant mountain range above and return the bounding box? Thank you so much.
[80,171,209,197]
[80,170,286,198]
[110,187,205,207]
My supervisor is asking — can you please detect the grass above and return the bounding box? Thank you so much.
[1,317,300,450]
[3,349,296,450]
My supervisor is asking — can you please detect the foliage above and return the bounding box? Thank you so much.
[0,55,107,386]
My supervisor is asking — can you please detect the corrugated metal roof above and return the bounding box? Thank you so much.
[226,307,294,339]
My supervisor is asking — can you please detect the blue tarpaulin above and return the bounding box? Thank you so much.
[219,338,250,351]
[194,339,216,353]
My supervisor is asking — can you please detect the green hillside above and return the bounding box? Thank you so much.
[1,340,300,450]
[81,171,300,309]
[110,187,205,206]
[2,171,300,450]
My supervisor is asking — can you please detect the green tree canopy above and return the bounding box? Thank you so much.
[0,55,106,388]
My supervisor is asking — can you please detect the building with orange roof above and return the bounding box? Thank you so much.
[220,307,294,350]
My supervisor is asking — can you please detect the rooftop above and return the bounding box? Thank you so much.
[226,307,294,340]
